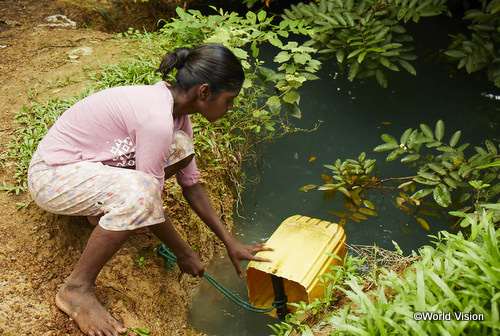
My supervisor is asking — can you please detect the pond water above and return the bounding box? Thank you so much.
[189,19,499,336]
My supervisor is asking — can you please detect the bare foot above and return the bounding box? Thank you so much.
[56,282,127,336]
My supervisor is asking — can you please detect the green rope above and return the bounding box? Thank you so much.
[157,244,287,314]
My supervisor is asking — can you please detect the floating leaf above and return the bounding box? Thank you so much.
[359,208,378,216]
[363,199,375,210]
[321,173,332,183]
[416,217,430,231]
[299,184,317,191]
[338,218,346,227]
[352,212,368,220]
[397,204,414,214]
[343,198,357,212]
[329,211,349,218]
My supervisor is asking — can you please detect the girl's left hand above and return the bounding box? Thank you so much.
[226,241,273,279]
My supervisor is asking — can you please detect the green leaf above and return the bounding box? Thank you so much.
[427,163,447,175]
[386,148,404,161]
[476,160,500,169]
[375,69,388,88]
[420,123,434,138]
[336,49,345,63]
[348,61,360,81]
[266,95,281,107]
[283,102,301,118]
[274,51,291,63]
[485,140,498,155]
[381,134,398,145]
[435,119,445,141]
[374,143,399,151]
[400,128,413,145]
[347,48,364,59]
[433,184,451,207]
[283,91,300,104]
[294,53,312,64]
[417,171,440,181]
[398,59,416,75]
[411,188,433,199]
[449,130,461,147]
[401,154,420,162]
[445,50,467,58]
[257,10,267,22]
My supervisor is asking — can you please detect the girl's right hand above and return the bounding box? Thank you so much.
[176,249,204,277]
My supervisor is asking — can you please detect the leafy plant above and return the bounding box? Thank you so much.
[282,0,448,87]
[302,120,499,230]
[2,7,323,196]
[446,0,500,87]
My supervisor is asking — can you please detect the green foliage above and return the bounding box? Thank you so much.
[303,120,499,230]
[1,95,84,193]
[2,7,321,195]
[270,209,499,335]
[282,0,448,87]
[446,0,500,87]
[300,152,379,227]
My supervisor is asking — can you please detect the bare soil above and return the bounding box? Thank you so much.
[0,1,235,335]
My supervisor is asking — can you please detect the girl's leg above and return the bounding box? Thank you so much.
[56,225,132,336]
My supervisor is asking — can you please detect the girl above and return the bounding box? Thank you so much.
[28,43,271,336]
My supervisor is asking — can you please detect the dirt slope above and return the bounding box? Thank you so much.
[0,1,233,335]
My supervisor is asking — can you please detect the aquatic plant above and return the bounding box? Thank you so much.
[302,120,499,231]
[245,0,500,89]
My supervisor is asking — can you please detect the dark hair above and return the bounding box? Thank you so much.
[157,43,245,96]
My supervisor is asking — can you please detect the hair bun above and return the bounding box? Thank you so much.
[157,47,192,78]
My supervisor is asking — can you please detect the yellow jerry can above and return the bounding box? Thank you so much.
[245,215,346,318]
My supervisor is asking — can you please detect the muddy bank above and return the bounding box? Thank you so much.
[0,0,238,334]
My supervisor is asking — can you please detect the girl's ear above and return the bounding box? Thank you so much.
[198,84,212,101]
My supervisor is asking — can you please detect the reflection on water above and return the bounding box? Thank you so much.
[189,26,499,336]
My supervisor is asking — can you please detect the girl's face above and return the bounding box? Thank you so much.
[198,89,240,122]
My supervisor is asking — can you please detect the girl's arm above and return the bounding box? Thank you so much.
[182,183,271,278]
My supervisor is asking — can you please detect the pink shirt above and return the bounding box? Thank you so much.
[37,81,200,187]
